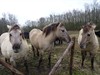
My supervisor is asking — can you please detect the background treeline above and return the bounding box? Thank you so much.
[0,0,100,34]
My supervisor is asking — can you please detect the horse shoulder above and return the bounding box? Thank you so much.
[15,40,30,59]
[38,31,55,50]
[30,29,41,36]
[30,29,41,39]
[78,29,83,45]
[93,35,99,49]
[22,40,29,51]
[38,36,53,50]
[29,29,42,47]
[1,35,12,58]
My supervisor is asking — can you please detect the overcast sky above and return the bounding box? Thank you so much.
[0,0,99,25]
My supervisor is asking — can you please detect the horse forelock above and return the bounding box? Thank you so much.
[9,25,25,39]
[9,25,20,31]
[43,22,60,37]
[82,24,92,33]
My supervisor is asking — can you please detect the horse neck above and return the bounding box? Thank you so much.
[43,32,56,44]
[20,39,29,50]
[90,30,99,50]
[90,30,98,43]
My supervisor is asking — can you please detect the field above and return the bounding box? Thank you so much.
[0,31,100,75]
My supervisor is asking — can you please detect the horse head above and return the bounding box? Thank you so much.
[43,22,71,43]
[7,25,24,53]
[79,22,96,49]
[55,23,71,43]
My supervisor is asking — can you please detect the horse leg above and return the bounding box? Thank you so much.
[36,48,39,57]
[5,58,8,63]
[5,58,15,75]
[59,39,62,45]
[81,51,86,68]
[24,59,29,75]
[38,54,42,69]
[91,56,94,70]
[31,45,36,57]
[5,58,12,65]
[48,44,54,69]
[48,52,51,68]
[5,58,14,75]
[54,41,56,46]
[90,52,95,70]
[10,57,16,75]
[0,48,2,55]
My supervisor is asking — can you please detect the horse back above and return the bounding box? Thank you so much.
[78,29,83,45]
[94,34,99,50]
[29,29,42,47]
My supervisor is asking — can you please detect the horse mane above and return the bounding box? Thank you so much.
[82,22,94,33]
[9,25,25,39]
[9,24,20,31]
[43,22,60,37]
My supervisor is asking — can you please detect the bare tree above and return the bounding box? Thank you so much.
[8,14,18,25]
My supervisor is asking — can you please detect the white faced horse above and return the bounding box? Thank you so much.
[29,22,71,68]
[0,25,29,74]
[78,22,99,70]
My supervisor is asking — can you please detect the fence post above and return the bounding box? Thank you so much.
[48,37,75,75]
[69,37,75,75]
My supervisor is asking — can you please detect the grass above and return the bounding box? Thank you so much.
[0,31,100,75]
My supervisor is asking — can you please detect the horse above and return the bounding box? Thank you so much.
[29,22,71,68]
[95,30,100,37]
[0,25,29,75]
[78,22,99,70]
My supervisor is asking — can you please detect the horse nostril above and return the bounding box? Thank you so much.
[80,45,83,49]
[80,44,86,49]
[13,44,20,50]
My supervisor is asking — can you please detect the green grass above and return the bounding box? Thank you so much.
[0,31,100,75]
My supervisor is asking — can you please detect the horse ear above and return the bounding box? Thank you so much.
[7,25,12,30]
[81,25,84,28]
[58,23,63,27]
[92,24,96,29]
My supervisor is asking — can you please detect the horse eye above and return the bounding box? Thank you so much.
[87,34,90,36]
[20,33,22,36]
[9,34,12,37]
[61,30,65,32]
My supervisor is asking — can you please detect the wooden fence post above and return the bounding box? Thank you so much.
[69,37,75,75]
[0,58,24,75]
[48,37,75,75]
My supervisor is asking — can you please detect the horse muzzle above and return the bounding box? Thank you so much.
[13,44,21,53]
[80,44,86,49]
[65,36,71,43]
